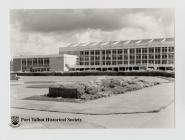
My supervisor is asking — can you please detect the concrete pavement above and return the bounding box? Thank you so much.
[10,81,175,128]
[11,102,174,128]
[11,83,174,115]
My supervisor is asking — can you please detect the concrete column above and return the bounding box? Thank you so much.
[94,50,96,66]
[154,47,155,65]
[37,58,39,66]
[167,46,169,64]
[134,48,136,65]
[122,49,124,66]
[100,49,102,69]
[41,58,43,66]
[21,59,22,72]
[26,58,27,67]
[31,58,33,66]
[105,49,107,66]
[160,47,162,66]
[43,58,44,66]
[146,48,149,70]
[141,48,143,65]
[128,49,130,65]
[110,49,112,66]
[89,50,91,67]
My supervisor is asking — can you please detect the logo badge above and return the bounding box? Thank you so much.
[10,116,21,128]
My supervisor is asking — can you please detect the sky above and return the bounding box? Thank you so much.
[10,9,174,57]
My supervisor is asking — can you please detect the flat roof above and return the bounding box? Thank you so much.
[13,54,76,59]
[62,37,174,50]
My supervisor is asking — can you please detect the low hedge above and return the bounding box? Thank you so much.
[15,71,175,77]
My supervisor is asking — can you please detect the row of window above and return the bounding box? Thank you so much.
[79,47,174,56]
[22,58,50,66]
[79,53,174,61]
[79,59,174,65]
[83,51,173,57]
[30,68,50,72]
[22,67,50,72]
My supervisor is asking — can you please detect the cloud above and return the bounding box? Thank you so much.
[10,9,174,57]
[10,9,124,33]
[10,9,174,33]
[10,27,68,57]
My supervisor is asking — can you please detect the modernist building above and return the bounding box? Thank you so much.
[12,37,174,72]
[12,54,77,72]
[59,38,175,71]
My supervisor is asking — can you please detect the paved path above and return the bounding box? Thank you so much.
[11,103,174,128]
[11,83,174,115]
[10,80,174,128]
[141,103,175,128]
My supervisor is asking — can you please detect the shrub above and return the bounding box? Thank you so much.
[124,83,142,91]
[111,86,126,94]
[119,80,129,87]
[85,86,98,95]
[100,78,121,88]
[46,76,161,100]
[16,71,175,78]
[99,91,112,97]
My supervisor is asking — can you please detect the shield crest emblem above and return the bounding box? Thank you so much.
[10,116,20,127]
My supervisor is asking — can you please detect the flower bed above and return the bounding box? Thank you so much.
[46,77,160,100]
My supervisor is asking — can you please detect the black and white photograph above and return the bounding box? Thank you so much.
[9,8,175,129]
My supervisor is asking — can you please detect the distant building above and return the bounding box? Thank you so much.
[59,38,175,71]
[12,37,174,72]
[12,54,77,72]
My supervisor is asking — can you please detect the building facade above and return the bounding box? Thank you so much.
[59,38,175,71]
[12,54,77,72]
[12,37,174,72]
